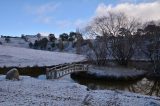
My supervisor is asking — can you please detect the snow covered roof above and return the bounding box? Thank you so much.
[0,45,86,67]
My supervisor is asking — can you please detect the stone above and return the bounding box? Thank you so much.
[6,68,19,80]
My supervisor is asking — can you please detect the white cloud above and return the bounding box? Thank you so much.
[56,20,72,28]
[55,19,88,29]
[26,2,59,15]
[95,1,160,21]
[119,0,159,4]
[35,16,53,24]
[25,2,60,24]
[74,19,87,28]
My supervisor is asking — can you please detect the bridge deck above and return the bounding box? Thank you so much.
[46,63,88,79]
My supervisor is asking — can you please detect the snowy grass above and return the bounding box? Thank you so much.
[0,75,160,106]
[0,37,29,48]
[71,66,146,84]
[0,45,86,67]
[89,66,146,78]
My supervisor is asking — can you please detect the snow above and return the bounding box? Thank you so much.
[0,37,159,105]
[89,66,145,78]
[38,74,75,83]
[0,75,160,106]
[0,36,151,61]
[0,37,29,48]
[0,45,86,67]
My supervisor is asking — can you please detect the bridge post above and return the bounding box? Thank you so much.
[46,68,50,79]
[74,63,76,72]
[58,72,61,77]
[86,65,89,71]
[54,71,57,79]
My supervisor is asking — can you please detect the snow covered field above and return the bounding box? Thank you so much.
[0,75,160,106]
[0,45,85,67]
[0,40,160,106]
[0,37,29,48]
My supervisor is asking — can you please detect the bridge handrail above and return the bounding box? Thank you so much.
[47,63,84,72]
[48,63,69,70]
[46,63,88,79]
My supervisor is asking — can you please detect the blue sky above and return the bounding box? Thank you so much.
[0,0,159,36]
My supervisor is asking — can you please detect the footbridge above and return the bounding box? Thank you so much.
[46,63,88,79]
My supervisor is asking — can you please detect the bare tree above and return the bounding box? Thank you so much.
[109,13,140,66]
[87,36,108,65]
[111,28,136,66]
[85,12,140,66]
[75,29,84,54]
[85,13,114,66]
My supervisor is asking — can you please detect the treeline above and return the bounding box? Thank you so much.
[0,31,88,54]
[84,12,160,74]
[27,31,86,53]
[0,36,12,43]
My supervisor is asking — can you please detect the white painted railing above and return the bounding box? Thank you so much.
[46,63,88,79]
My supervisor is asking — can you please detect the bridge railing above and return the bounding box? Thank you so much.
[46,63,88,79]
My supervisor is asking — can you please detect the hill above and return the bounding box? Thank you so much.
[0,45,85,67]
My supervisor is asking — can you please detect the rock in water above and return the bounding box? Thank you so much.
[6,68,19,80]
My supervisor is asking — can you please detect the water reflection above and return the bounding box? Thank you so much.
[128,79,160,97]
[37,74,160,97]
[73,78,160,97]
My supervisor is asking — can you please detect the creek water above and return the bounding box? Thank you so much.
[37,74,160,97]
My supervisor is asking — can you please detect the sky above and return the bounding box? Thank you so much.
[0,0,160,36]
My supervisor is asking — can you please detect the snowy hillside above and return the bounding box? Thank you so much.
[0,45,86,67]
[0,75,159,106]
[0,36,78,53]
[0,36,43,48]
[0,37,29,48]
